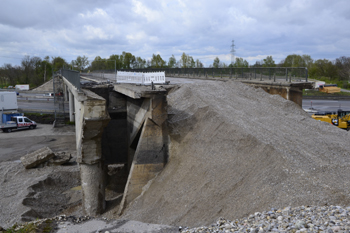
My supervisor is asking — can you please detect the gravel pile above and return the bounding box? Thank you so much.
[123,81,350,227]
[180,205,350,232]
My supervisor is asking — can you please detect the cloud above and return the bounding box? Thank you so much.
[0,0,350,66]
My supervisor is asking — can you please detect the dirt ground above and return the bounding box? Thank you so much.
[0,124,80,229]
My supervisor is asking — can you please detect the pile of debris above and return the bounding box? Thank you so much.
[122,80,350,227]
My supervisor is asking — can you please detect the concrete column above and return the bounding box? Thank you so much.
[64,85,68,101]
[80,163,106,214]
[69,90,75,122]
[78,118,110,216]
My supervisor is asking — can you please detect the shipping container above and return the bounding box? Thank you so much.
[1,112,22,124]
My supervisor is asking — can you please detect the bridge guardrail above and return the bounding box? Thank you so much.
[61,69,81,90]
[93,67,308,83]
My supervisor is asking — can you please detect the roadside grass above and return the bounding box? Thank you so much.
[5,219,53,233]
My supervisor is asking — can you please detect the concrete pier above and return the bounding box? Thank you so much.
[111,84,169,214]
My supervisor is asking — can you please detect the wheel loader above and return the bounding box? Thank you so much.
[312,109,350,131]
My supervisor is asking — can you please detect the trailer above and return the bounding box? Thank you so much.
[15,84,29,91]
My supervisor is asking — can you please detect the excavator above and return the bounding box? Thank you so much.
[312,109,350,131]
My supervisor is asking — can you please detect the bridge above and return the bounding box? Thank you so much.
[55,68,313,216]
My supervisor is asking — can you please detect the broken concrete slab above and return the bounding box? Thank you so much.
[20,147,54,169]
[48,152,72,166]
[108,164,125,176]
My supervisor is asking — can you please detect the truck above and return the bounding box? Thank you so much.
[15,84,29,91]
[0,115,37,133]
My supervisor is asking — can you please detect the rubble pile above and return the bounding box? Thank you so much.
[123,81,350,227]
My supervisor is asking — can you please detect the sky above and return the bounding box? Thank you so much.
[1,0,350,67]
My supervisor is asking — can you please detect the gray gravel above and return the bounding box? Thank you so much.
[181,205,350,232]
[123,80,350,227]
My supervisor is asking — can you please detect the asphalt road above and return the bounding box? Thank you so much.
[302,99,350,112]
[0,124,76,162]
[18,101,69,112]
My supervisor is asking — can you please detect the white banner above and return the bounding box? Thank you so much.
[143,72,165,84]
[117,71,144,84]
[117,71,165,84]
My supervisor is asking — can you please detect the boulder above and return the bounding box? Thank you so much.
[20,147,54,169]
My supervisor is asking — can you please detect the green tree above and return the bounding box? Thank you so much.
[232,57,249,68]
[134,56,146,69]
[72,55,89,71]
[195,59,203,68]
[90,56,105,70]
[302,54,313,69]
[41,59,52,83]
[151,54,166,68]
[335,56,350,81]
[213,57,220,68]
[22,56,42,84]
[109,54,123,69]
[282,54,306,67]
[52,56,68,71]
[179,52,195,68]
[309,59,337,80]
[168,55,177,68]
[122,52,136,69]
[1,64,22,86]
[262,56,276,67]
[252,61,262,67]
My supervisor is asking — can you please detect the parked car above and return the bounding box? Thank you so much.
[44,93,54,97]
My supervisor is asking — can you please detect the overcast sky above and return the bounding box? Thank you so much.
[1,0,350,67]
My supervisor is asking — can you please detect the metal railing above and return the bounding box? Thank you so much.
[61,69,81,90]
[92,67,309,82]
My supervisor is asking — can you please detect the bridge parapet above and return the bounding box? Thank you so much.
[61,69,80,90]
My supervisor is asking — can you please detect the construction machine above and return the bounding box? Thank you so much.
[319,84,341,94]
[312,109,350,131]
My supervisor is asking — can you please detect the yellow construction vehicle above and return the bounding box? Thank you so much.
[312,109,350,131]
[319,84,341,93]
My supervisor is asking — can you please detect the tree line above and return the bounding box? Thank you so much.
[252,54,350,88]
[0,55,67,88]
[0,52,349,89]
